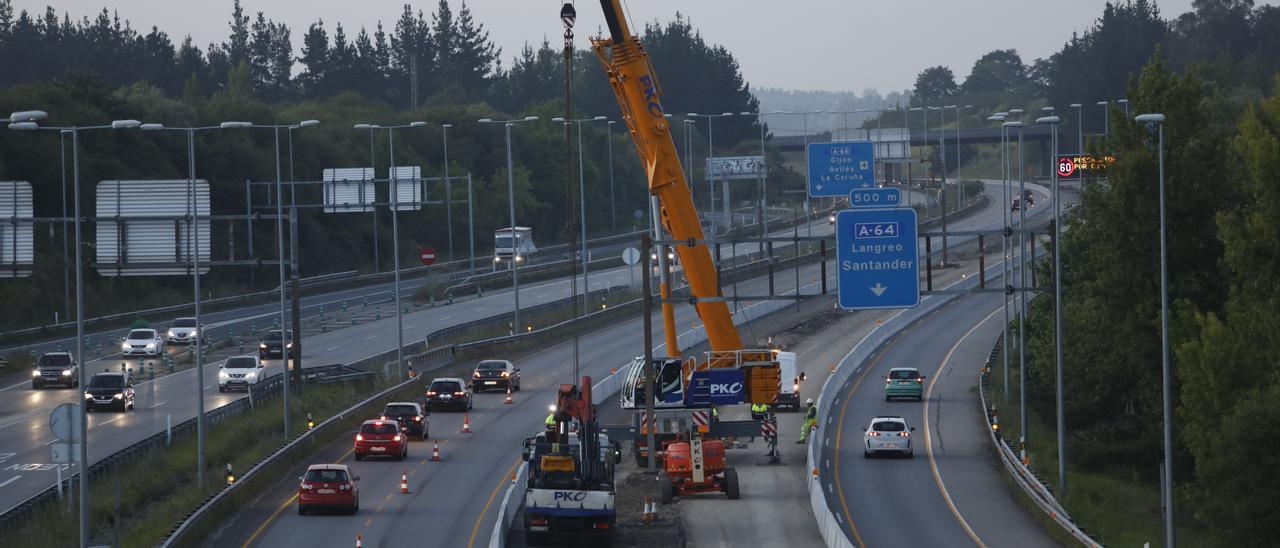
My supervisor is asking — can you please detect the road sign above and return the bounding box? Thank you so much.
[419,247,437,266]
[50,442,79,463]
[836,208,920,310]
[621,247,640,265]
[1057,156,1077,177]
[807,141,875,197]
[49,403,81,441]
[849,187,902,209]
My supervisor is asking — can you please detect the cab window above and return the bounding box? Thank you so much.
[872,421,906,432]
[304,469,349,482]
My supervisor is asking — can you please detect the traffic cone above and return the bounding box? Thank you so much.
[399,471,409,494]
[355,534,363,548]
[504,387,513,404]
[431,442,441,462]
[461,413,472,433]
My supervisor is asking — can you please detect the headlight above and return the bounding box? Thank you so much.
[246,371,257,379]
[259,343,268,349]
[113,393,123,400]
[218,371,229,379]
[168,329,176,337]
[32,369,41,377]
[145,343,155,349]
[286,342,293,349]
[62,369,73,377]
[122,342,130,350]
[84,393,93,400]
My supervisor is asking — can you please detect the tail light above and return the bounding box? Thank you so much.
[300,482,314,490]
[426,391,437,397]
[473,372,480,378]
[867,431,881,437]
[593,523,611,530]
[379,415,387,420]
[501,371,510,377]
[531,518,548,526]
[355,434,364,441]
[898,432,911,437]
[413,415,422,422]
[454,391,466,396]
[393,434,402,442]
[340,483,353,490]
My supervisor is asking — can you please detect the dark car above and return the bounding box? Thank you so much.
[380,402,428,441]
[1010,197,1022,212]
[32,351,79,389]
[424,378,472,412]
[1022,189,1035,205]
[84,372,135,412]
[472,360,520,392]
[353,420,408,461]
[258,330,298,360]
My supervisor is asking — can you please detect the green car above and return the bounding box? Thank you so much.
[884,367,924,401]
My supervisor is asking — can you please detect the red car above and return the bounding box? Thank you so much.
[298,464,359,515]
[353,420,408,461]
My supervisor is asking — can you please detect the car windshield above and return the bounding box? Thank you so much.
[172,318,196,328]
[431,381,462,392]
[39,354,72,367]
[477,361,506,370]
[127,330,154,339]
[360,423,399,435]
[889,370,917,380]
[384,405,417,416]
[495,236,513,248]
[89,375,123,388]
[304,469,348,483]
[264,331,293,341]
[873,421,906,432]
[225,358,257,370]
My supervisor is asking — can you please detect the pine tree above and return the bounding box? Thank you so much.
[449,1,499,97]
[298,20,329,96]
[224,0,250,66]
[248,12,272,94]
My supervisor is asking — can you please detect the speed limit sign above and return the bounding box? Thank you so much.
[1057,156,1077,177]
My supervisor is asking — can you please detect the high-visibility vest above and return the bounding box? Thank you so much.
[545,413,556,426]
[751,403,768,413]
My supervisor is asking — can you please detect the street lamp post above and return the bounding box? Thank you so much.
[366,127,380,273]
[479,116,539,330]
[1096,101,1110,137]
[1037,114,1066,496]
[285,121,320,395]
[552,115,608,301]
[607,120,617,233]
[686,112,735,235]
[989,112,1011,401]
[442,123,455,260]
[1005,117,1028,465]
[774,110,824,236]
[927,106,949,265]
[1118,99,1129,120]
[745,110,770,252]
[1137,112,1174,548]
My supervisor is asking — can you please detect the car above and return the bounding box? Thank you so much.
[884,367,925,401]
[166,317,206,345]
[353,419,408,461]
[1022,189,1035,205]
[32,351,78,389]
[828,213,837,225]
[425,377,473,412]
[218,355,264,392]
[84,371,135,412]
[472,359,520,392]
[121,328,164,357]
[258,330,298,360]
[298,464,359,515]
[380,402,428,441]
[1010,197,1022,212]
[863,416,915,458]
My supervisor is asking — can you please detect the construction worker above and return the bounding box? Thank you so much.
[750,402,769,421]
[545,410,557,432]
[797,398,818,443]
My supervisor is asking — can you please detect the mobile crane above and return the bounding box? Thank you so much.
[587,0,782,500]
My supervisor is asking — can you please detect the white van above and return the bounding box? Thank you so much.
[774,351,804,411]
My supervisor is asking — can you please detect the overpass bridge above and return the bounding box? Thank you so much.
[772,124,1059,152]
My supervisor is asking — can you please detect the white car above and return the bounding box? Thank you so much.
[863,416,915,458]
[122,328,165,357]
[166,317,206,345]
[218,355,265,392]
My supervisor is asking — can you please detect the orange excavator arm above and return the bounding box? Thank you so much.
[590,0,743,353]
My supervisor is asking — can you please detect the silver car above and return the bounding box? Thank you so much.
[122,328,165,357]
[863,416,915,458]
[167,317,206,345]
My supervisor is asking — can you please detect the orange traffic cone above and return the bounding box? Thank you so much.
[504,387,513,404]
[399,471,409,494]
[461,413,472,433]
[431,442,441,461]
[355,534,363,548]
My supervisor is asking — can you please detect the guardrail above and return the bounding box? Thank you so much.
[977,337,1103,546]
[487,462,530,548]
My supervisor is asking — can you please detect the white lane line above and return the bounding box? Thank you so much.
[98,415,126,426]
[203,386,213,390]
[0,476,20,488]
[0,379,30,392]
[405,325,416,330]
[365,335,379,340]
[325,346,339,352]
[440,315,452,320]
[153,401,167,408]
[0,416,26,429]
[827,483,834,494]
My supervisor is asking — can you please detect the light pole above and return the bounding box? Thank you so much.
[927,106,949,265]
[989,112,1011,402]
[442,123,455,260]
[1096,101,1110,137]
[10,113,143,548]
[1037,114,1066,496]
[944,105,972,206]
[744,110,770,252]
[1004,118,1028,465]
[1137,112,1173,548]
[552,115,608,300]
[854,108,887,181]
[686,112,735,235]
[1118,99,1129,120]
[774,110,824,235]
[607,120,617,233]
[479,116,539,330]
[285,120,320,395]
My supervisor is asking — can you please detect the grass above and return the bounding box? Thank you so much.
[988,342,1209,547]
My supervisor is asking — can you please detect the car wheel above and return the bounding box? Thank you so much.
[354,453,364,461]
[885,395,891,402]
[526,532,549,546]
[218,386,225,393]
[31,382,40,390]
[658,473,674,504]
[906,450,914,459]
[724,468,740,500]
[298,504,307,515]
[347,503,357,516]
[863,450,871,459]
[515,381,521,392]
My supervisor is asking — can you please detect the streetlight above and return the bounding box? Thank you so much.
[551,115,609,300]
[354,124,381,272]
[1096,101,1110,137]
[989,112,1012,402]
[743,110,770,251]
[1003,119,1029,466]
[441,123,455,261]
[1036,114,1066,496]
[353,121,425,380]
[1136,111,1173,548]
[773,110,824,236]
[944,105,972,207]
[926,106,950,265]
[11,116,145,548]
[686,112,735,235]
[479,116,539,330]
[1118,99,1130,119]
[285,119,319,396]
[607,120,617,233]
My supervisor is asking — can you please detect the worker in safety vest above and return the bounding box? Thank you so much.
[750,402,769,420]
[797,398,818,443]
[544,411,556,432]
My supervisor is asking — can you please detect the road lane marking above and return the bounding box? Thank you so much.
[921,306,1002,548]
[326,346,339,352]
[467,459,520,548]
[153,401,167,408]
[365,335,379,340]
[0,475,20,488]
[241,447,354,548]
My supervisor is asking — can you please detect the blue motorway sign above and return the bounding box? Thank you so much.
[836,208,920,310]
[808,141,875,197]
[849,187,902,209]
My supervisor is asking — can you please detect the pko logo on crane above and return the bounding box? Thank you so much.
[553,491,588,502]
[640,75,663,118]
[710,382,744,395]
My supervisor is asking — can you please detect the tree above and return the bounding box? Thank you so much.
[962,49,1027,95]
[224,0,250,67]
[297,20,329,95]
[912,66,957,105]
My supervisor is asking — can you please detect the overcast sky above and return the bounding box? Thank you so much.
[10,0,1258,92]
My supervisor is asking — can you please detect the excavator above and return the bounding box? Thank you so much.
[587,0,783,498]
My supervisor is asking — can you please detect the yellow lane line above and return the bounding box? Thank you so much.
[242,447,355,548]
[466,459,520,548]
[922,306,1003,547]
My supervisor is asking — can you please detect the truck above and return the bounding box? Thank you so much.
[522,378,615,546]
[493,226,536,271]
